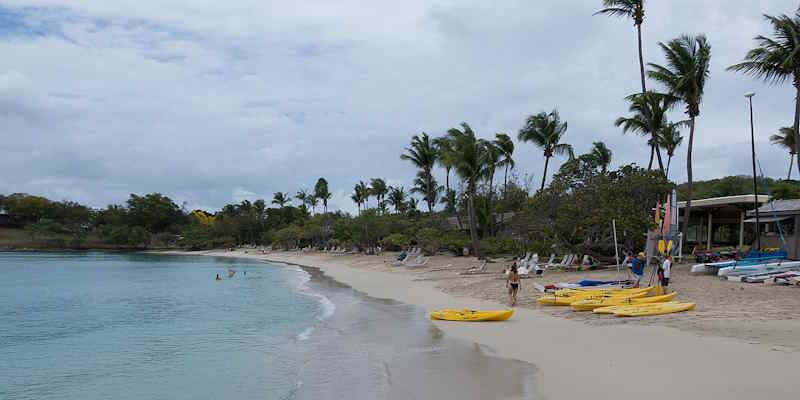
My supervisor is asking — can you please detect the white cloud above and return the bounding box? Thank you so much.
[0,1,797,211]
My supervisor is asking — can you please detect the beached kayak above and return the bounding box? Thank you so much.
[430,309,513,321]
[592,301,680,314]
[539,287,653,306]
[614,302,696,317]
[570,292,677,311]
[718,261,800,277]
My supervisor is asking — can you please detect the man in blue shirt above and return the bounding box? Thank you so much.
[630,252,646,287]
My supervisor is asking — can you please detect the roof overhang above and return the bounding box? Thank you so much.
[744,216,791,223]
[677,194,769,209]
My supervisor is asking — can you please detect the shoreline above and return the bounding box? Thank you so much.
[155,249,800,399]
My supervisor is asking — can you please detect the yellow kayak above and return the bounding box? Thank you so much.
[593,301,679,314]
[430,308,513,321]
[539,287,653,306]
[614,302,696,317]
[571,292,677,312]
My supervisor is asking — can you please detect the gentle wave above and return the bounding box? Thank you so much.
[282,264,336,341]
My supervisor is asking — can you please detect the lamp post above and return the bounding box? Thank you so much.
[745,92,761,253]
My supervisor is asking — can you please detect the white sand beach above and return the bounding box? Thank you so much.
[164,249,800,399]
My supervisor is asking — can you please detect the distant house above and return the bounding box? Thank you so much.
[446,212,515,233]
[746,199,800,259]
[0,206,10,227]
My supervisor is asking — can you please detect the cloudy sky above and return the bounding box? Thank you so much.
[0,1,797,212]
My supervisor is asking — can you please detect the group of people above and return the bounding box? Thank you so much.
[504,251,674,307]
[626,252,671,289]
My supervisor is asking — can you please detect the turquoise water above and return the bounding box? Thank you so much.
[0,252,320,399]
[0,252,538,399]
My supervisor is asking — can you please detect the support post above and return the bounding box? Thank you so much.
[706,212,713,251]
[739,210,745,249]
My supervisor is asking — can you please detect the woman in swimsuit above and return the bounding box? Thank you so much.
[507,263,521,306]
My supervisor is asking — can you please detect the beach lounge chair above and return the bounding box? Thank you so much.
[404,255,428,267]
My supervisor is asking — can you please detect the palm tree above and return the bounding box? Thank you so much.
[350,189,364,215]
[658,123,684,179]
[401,133,438,213]
[295,189,309,212]
[482,140,501,237]
[355,181,371,210]
[728,12,800,176]
[595,0,647,94]
[771,127,797,180]
[307,195,319,214]
[648,34,712,236]
[433,135,456,192]
[614,91,677,172]
[448,122,489,258]
[411,171,441,210]
[590,141,613,172]
[518,109,574,191]
[388,186,407,214]
[314,178,332,213]
[370,178,388,213]
[271,192,291,208]
[494,133,515,204]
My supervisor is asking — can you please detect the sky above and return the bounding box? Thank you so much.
[0,0,797,213]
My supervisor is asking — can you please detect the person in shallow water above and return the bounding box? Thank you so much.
[506,264,520,306]
[216,273,221,281]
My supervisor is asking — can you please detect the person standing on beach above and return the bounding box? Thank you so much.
[507,264,521,306]
[630,253,645,288]
[660,255,672,291]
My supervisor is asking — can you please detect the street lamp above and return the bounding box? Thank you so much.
[745,92,761,253]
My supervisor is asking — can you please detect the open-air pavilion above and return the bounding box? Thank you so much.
[677,194,769,252]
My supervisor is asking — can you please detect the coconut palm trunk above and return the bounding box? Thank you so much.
[637,22,646,94]
[647,145,654,170]
[795,78,800,176]
[540,154,550,191]
[654,139,665,172]
[666,155,672,179]
[789,153,794,180]
[468,184,480,258]
[682,116,696,237]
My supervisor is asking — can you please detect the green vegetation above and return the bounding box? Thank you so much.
[676,176,800,201]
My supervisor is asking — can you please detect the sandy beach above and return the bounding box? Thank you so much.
[163,249,800,399]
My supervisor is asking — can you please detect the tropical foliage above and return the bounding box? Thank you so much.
[518,109,573,191]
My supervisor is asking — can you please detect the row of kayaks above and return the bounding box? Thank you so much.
[429,286,695,322]
[690,257,800,278]
[538,286,695,317]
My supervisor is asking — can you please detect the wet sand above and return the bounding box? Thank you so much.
[159,249,800,399]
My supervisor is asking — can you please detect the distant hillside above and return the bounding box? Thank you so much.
[676,175,800,200]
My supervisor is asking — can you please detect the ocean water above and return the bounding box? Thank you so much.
[0,252,537,399]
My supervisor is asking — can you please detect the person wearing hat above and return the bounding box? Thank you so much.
[630,252,646,288]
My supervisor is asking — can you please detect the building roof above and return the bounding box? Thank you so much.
[677,194,769,209]
[747,199,800,217]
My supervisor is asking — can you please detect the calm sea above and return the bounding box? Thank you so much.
[0,252,537,400]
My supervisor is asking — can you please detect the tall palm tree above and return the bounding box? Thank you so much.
[410,171,441,211]
[388,186,407,214]
[355,181,371,210]
[590,141,613,172]
[658,123,684,179]
[771,127,797,180]
[595,0,647,94]
[271,192,291,208]
[314,178,331,213]
[433,135,456,192]
[350,189,364,215]
[448,122,489,258]
[401,133,438,213]
[518,109,574,191]
[648,34,712,236]
[295,189,309,212]
[494,133,515,204]
[614,91,677,172]
[307,195,319,214]
[482,140,501,237]
[370,178,388,213]
[728,12,800,176]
